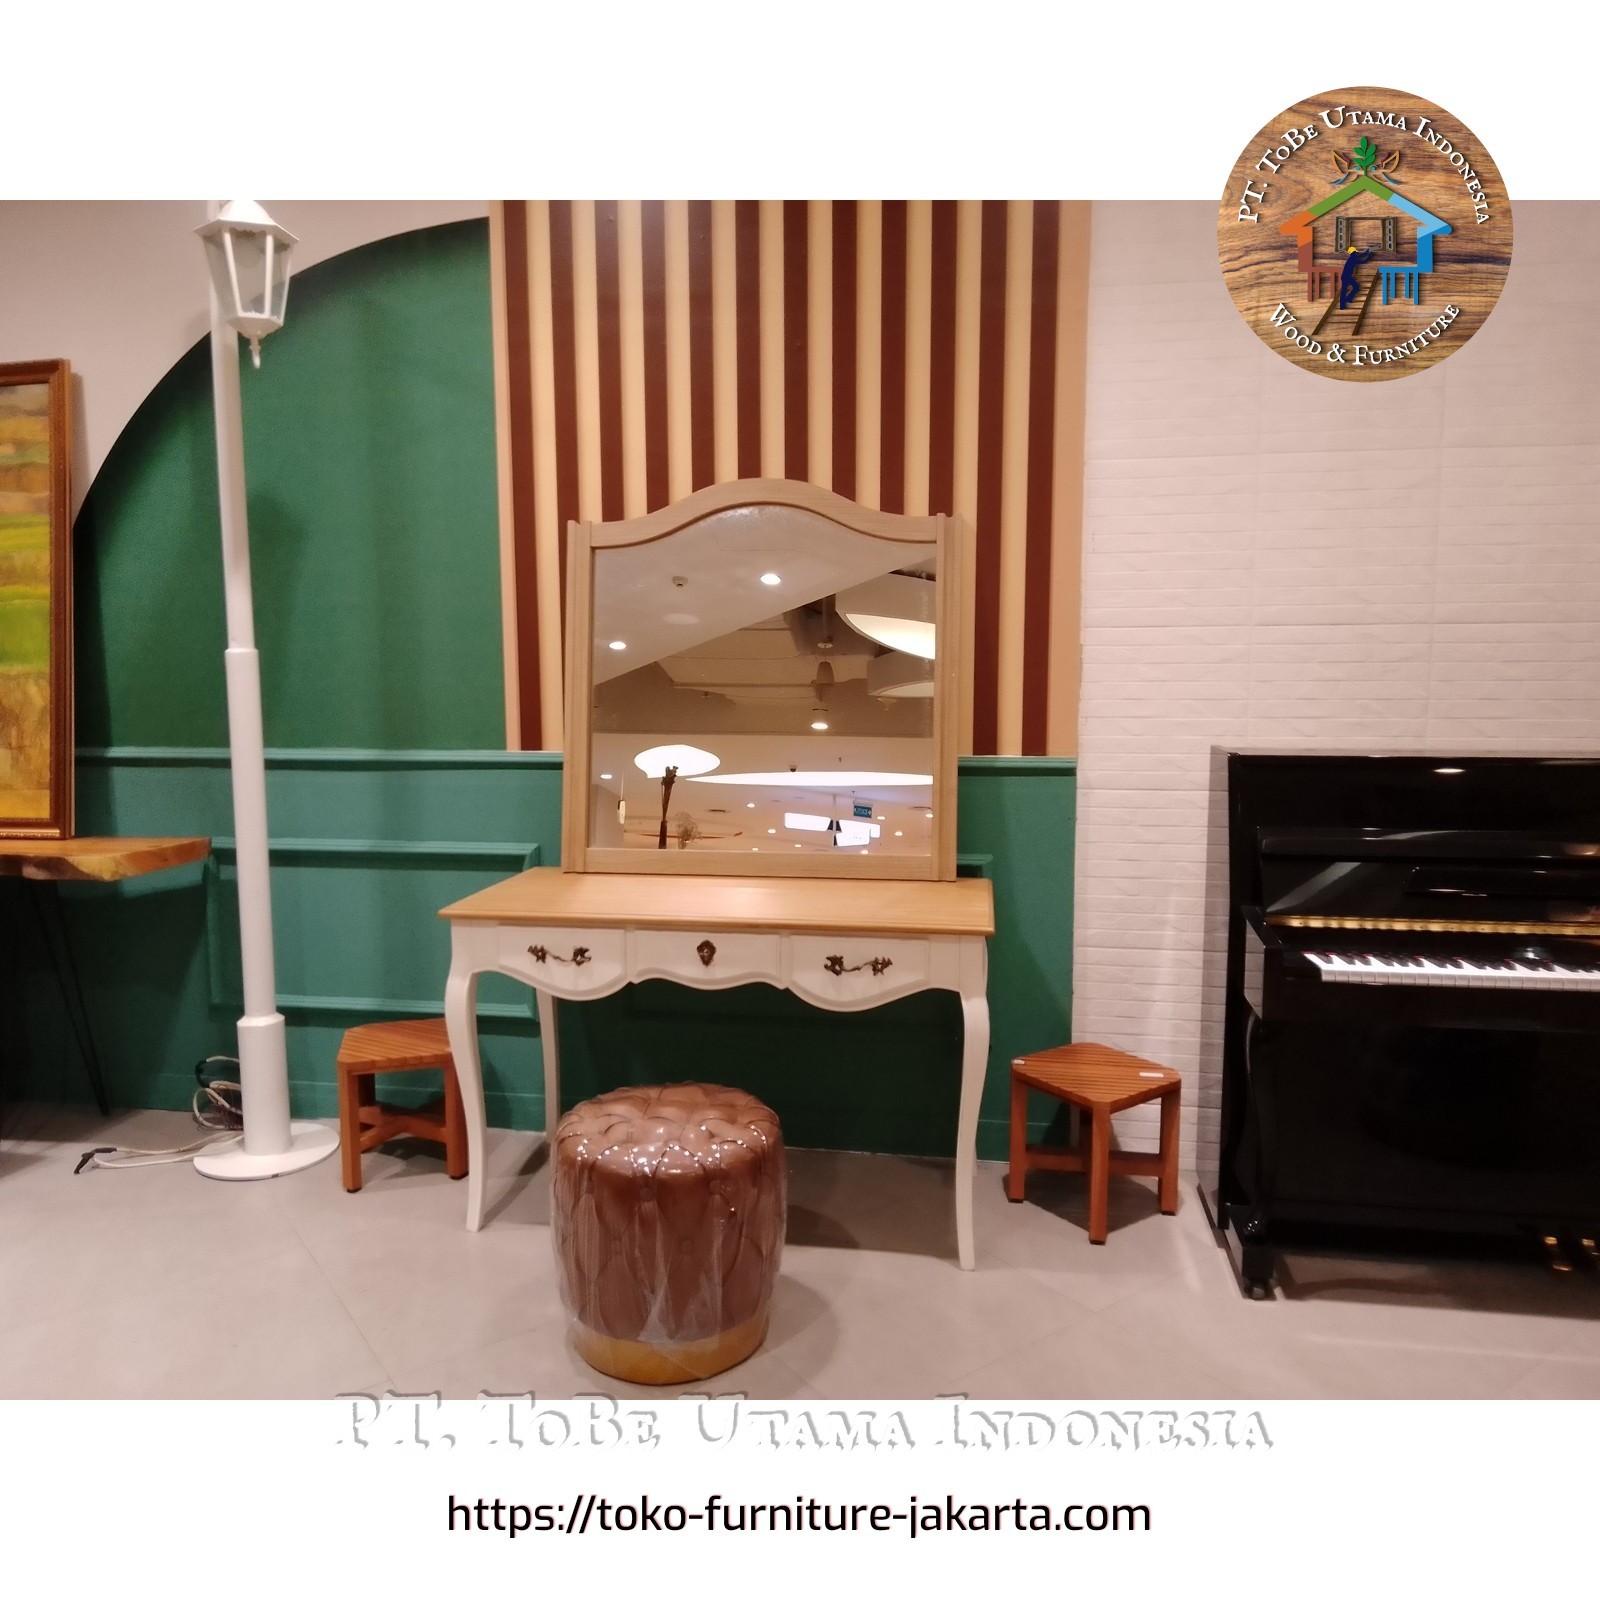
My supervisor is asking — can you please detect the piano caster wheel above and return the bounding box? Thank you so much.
[1244,1280,1271,1300]
[1541,1234,1574,1274]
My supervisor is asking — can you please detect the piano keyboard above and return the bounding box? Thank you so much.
[1306,951,1600,990]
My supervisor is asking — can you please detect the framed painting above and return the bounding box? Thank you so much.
[0,359,72,838]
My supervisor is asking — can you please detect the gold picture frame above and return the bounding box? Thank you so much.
[0,359,73,839]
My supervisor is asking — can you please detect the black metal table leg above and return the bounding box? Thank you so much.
[26,879,111,1115]
[1,880,19,1126]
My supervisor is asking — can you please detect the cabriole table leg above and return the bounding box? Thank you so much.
[536,987,561,1149]
[444,962,487,1231]
[955,941,991,1271]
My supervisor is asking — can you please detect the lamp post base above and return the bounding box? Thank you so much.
[194,1120,340,1181]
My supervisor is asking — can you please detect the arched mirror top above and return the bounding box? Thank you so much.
[563,480,963,880]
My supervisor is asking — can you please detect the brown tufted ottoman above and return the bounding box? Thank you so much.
[552,1083,785,1385]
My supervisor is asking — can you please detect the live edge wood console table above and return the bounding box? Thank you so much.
[439,869,996,1269]
[1,837,212,1114]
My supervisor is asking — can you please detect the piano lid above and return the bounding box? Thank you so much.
[1260,828,1600,862]
[1221,746,1600,764]
[1228,753,1600,940]
[1258,829,1600,936]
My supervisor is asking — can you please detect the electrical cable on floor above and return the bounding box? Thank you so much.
[73,1056,247,1174]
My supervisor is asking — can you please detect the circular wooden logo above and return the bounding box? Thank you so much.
[1219,86,1512,380]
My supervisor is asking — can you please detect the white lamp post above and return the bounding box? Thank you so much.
[192,201,339,1181]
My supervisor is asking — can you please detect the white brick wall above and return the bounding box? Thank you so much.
[1075,201,1600,1178]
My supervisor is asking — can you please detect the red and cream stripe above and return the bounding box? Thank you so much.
[489,200,1089,756]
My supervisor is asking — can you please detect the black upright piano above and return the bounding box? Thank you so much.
[1210,750,1600,1297]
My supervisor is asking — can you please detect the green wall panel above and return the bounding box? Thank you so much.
[15,751,1073,1161]
[72,220,502,752]
[15,220,1080,1167]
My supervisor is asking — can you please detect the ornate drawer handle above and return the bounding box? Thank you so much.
[696,939,717,967]
[529,944,591,967]
[823,954,894,977]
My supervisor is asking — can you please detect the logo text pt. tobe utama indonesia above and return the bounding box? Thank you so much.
[1218,88,1512,381]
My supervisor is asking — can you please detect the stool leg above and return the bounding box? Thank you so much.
[337,1066,364,1193]
[1006,1075,1029,1202]
[1158,1085,1180,1215]
[1087,1107,1111,1244]
[442,1063,468,1180]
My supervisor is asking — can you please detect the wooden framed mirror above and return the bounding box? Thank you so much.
[562,479,963,880]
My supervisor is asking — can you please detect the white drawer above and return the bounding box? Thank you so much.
[787,934,933,1009]
[629,929,782,987]
[497,926,626,996]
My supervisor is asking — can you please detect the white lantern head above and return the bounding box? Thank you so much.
[196,200,297,367]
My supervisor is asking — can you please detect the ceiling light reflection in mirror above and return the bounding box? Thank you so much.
[836,573,937,660]
[590,503,937,859]
[689,769,932,787]
[632,743,720,779]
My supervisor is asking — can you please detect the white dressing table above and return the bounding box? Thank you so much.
[439,868,995,1268]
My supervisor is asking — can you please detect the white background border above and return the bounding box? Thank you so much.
[7,3,1585,199]
[7,5,1595,1585]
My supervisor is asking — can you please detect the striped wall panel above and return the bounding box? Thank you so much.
[489,200,1090,756]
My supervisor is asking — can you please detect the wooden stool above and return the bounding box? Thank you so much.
[335,1018,467,1193]
[1007,1043,1181,1243]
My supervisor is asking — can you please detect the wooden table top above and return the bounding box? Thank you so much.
[0,836,211,883]
[440,867,995,937]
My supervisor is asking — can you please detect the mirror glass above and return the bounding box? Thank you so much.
[589,504,938,863]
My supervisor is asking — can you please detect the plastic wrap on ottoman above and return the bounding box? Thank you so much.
[552,1083,786,1385]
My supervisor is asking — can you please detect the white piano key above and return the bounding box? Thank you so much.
[1304,948,1600,991]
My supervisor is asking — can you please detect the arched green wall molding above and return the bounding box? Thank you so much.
[72,218,504,752]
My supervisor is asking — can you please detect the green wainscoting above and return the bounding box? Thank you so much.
[11,750,1074,1161]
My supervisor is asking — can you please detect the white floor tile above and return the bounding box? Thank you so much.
[983,1168,1206,1312]
[270,1126,551,1243]
[0,1125,314,1334]
[1503,1351,1600,1399]
[0,1244,390,1399]
[951,1312,1251,1400]
[765,1243,1088,1399]
[1098,1239,1588,1399]
[292,1209,566,1375]
[2,1107,1596,1401]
